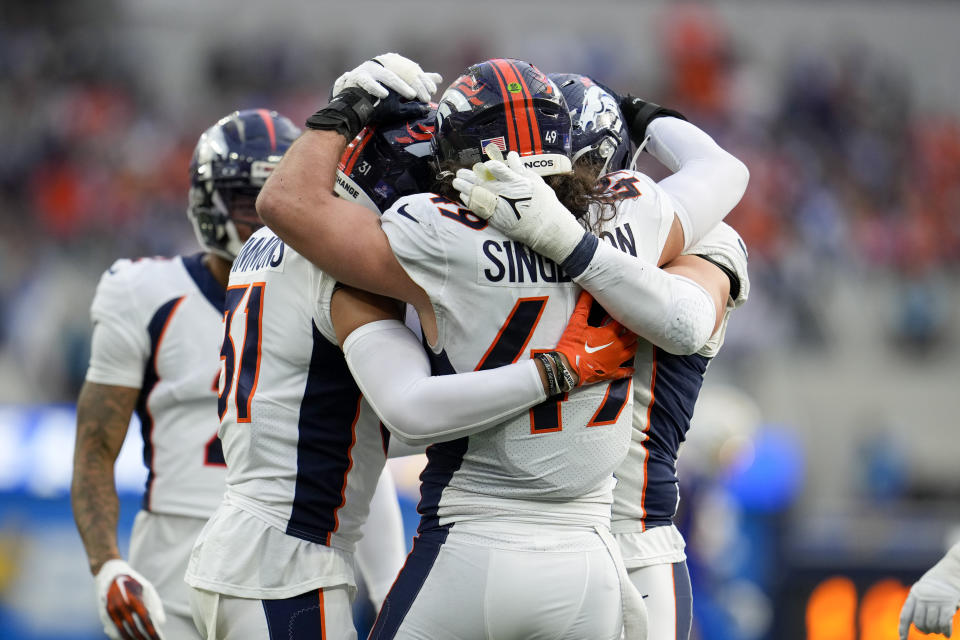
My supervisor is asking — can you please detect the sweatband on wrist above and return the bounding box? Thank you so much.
[559,231,599,279]
[535,352,561,397]
[305,87,377,140]
[546,351,577,392]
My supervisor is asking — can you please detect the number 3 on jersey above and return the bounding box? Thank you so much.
[218,282,265,422]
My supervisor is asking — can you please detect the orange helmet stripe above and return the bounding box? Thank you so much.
[505,59,543,154]
[486,60,521,153]
[488,59,542,155]
[255,109,277,151]
[340,127,375,175]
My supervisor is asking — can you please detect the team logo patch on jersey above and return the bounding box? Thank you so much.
[480,136,507,154]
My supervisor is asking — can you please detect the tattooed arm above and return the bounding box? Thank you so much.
[71,381,140,575]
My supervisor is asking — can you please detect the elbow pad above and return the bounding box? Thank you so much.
[658,274,717,355]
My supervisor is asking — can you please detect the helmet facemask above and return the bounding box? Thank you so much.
[188,184,261,260]
[187,109,301,260]
[550,74,631,180]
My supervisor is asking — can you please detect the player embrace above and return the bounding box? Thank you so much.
[257,51,749,639]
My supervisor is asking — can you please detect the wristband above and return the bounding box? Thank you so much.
[546,351,577,392]
[535,353,562,397]
[621,95,687,145]
[305,87,377,140]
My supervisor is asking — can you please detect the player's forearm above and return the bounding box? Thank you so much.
[71,381,137,574]
[257,130,413,298]
[344,320,547,445]
[572,242,716,355]
[257,129,347,258]
[71,455,122,575]
[646,117,749,251]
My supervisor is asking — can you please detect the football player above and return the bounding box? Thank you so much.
[255,52,738,639]
[459,74,750,640]
[547,73,632,179]
[899,542,960,639]
[263,51,748,636]
[70,109,405,640]
[185,57,638,640]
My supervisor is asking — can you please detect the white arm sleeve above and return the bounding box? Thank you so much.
[355,468,407,611]
[343,320,547,446]
[646,117,749,252]
[573,241,716,355]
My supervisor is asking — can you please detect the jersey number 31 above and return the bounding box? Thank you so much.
[218,282,265,423]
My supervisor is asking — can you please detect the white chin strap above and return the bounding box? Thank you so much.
[629,134,651,171]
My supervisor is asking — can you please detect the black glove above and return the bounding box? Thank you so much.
[305,87,377,139]
[306,88,430,140]
[620,95,686,145]
[371,92,431,126]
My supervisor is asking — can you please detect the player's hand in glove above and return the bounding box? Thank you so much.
[619,95,686,145]
[538,291,637,396]
[899,543,960,639]
[333,53,442,103]
[308,53,438,138]
[95,559,166,640]
[452,149,589,266]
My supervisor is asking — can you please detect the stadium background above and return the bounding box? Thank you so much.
[1,0,958,638]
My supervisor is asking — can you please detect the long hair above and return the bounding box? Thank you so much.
[432,159,624,236]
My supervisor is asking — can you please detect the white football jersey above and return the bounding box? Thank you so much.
[380,169,676,532]
[611,222,750,533]
[186,228,388,598]
[86,254,227,518]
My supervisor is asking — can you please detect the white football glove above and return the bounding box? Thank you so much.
[451,150,587,265]
[899,543,960,639]
[333,53,442,103]
[95,559,166,640]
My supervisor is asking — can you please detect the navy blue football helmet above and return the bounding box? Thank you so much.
[434,59,572,176]
[188,109,300,259]
[548,73,630,178]
[335,106,437,213]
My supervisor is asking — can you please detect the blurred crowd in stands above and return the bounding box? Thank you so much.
[1,1,958,403]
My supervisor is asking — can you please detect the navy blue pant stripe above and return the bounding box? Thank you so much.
[673,561,693,640]
[262,589,323,639]
[368,527,451,639]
